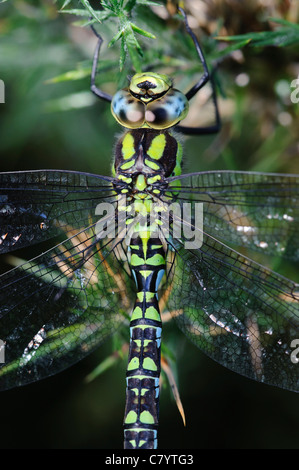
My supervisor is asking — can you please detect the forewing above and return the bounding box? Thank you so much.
[0,170,115,253]
[0,224,135,391]
[166,171,299,260]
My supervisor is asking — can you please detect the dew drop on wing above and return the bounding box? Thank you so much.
[39,221,49,231]
[283,214,294,222]
[19,326,46,367]
[39,212,49,231]
[0,233,8,244]
[0,203,16,216]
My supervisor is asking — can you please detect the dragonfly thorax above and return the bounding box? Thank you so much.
[111,72,189,130]
[113,129,183,195]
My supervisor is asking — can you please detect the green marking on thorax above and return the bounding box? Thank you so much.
[144,159,160,171]
[135,174,147,191]
[122,133,135,160]
[147,175,161,185]
[118,174,132,184]
[120,160,135,170]
[147,134,166,160]
[172,140,183,178]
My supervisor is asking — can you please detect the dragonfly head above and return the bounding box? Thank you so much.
[111,73,189,130]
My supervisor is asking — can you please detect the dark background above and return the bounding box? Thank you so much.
[0,0,299,449]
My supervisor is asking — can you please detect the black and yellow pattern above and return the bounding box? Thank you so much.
[114,129,182,180]
[109,73,186,448]
[124,235,165,449]
[112,98,180,447]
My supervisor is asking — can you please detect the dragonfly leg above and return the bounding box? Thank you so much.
[90,23,112,103]
[175,7,221,135]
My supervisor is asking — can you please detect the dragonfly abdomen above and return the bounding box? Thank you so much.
[124,236,165,449]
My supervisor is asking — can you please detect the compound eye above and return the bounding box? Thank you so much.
[111,89,145,129]
[145,89,189,130]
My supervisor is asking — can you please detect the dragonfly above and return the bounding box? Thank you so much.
[1,7,299,450]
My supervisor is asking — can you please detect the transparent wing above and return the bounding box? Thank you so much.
[0,170,115,253]
[0,222,135,391]
[165,171,299,260]
[162,219,299,392]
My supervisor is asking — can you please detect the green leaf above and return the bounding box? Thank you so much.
[78,0,104,22]
[59,9,91,17]
[216,20,299,48]
[211,38,251,61]
[45,68,91,83]
[46,58,117,83]
[54,0,159,72]
[124,25,144,71]
[131,22,156,39]
[70,19,96,27]
[124,0,137,12]
[268,17,299,29]
[59,0,73,8]
[84,354,120,383]
[119,36,127,71]
[109,28,124,48]
[136,0,161,6]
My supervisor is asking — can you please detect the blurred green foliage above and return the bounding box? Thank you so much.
[0,0,299,450]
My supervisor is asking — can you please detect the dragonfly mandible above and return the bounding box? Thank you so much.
[0,7,299,450]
